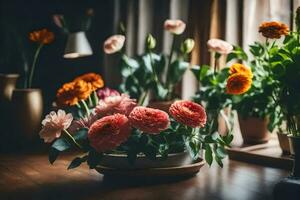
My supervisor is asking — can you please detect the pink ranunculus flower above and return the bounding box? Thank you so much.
[97,87,120,100]
[95,93,136,117]
[129,106,170,134]
[103,35,125,54]
[39,110,73,143]
[164,19,186,35]
[169,100,207,128]
[88,114,131,152]
[207,38,233,55]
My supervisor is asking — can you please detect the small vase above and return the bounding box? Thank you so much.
[148,100,174,113]
[238,115,270,144]
[288,136,300,177]
[11,89,43,141]
[277,132,291,155]
[0,73,19,105]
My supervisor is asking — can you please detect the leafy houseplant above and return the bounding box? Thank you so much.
[40,72,233,172]
[192,38,254,149]
[267,8,300,176]
[103,19,195,108]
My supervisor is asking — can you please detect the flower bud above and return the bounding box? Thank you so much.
[180,38,195,54]
[146,34,156,50]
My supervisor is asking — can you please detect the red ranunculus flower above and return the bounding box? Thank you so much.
[128,106,170,134]
[169,100,207,128]
[88,114,131,152]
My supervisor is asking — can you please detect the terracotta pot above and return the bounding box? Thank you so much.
[288,136,300,177]
[11,89,43,141]
[238,115,270,144]
[148,100,174,113]
[277,132,291,155]
[0,74,19,105]
[99,152,193,169]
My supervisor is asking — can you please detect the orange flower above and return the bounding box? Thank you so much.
[258,21,289,39]
[29,29,55,44]
[226,73,252,95]
[74,73,104,91]
[229,63,253,78]
[56,80,93,107]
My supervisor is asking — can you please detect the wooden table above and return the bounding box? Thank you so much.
[0,153,289,200]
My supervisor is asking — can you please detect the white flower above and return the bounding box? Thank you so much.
[103,35,125,54]
[39,110,73,143]
[164,19,186,35]
[207,39,233,55]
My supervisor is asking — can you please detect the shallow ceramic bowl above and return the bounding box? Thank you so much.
[99,152,194,169]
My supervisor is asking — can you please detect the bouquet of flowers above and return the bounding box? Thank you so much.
[40,72,233,169]
[103,19,195,104]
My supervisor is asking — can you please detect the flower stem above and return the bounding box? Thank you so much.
[148,50,159,83]
[138,90,148,106]
[28,43,44,88]
[80,100,90,116]
[92,91,99,106]
[63,129,82,149]
[166,35,176,85]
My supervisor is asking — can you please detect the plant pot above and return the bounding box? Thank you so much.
[238,115,270,144]
[0,74,19,105]
[95,152,205,177]
[277,132,291,155]
[288,136,300,177]
[148,100,174,113]
[11,89,43,141]
[99,152,194,169]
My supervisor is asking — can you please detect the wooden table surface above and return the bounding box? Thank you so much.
[0,153,289,200]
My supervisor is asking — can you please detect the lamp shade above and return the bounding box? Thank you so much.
[64,31,93,58]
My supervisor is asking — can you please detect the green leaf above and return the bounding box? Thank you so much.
[155,82,168,100]
[87,150,103,169]
[121,55,139,69]
[166,60,189,85]
[215,146,227,159]
[73,128,88,141]
[48,148,59,164]
[52,138,71,152]
[215,155,224,168]
[68,156,88,170]
[223,134,234,146]
[205,145,213,166]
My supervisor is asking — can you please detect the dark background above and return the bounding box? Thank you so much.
[0,0,117,112]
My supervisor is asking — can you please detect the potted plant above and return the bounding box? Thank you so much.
[11,29,54,141]
[39,74,234,176]
[103,19,194,112]
[221,22,288,144]
[267,8,300,176]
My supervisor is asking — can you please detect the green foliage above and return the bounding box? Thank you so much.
[119,35,194,103]
[226,42,282,132]
[268,31,300,136]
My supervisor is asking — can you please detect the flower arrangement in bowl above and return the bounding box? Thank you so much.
[103,19,195,111]
[40,74,233,176]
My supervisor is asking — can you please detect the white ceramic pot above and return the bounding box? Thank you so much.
[99,152,194,169]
